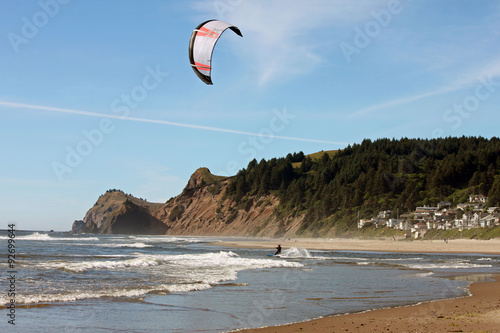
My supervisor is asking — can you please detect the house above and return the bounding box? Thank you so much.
[357,219,372,228]
[457,203,480,210]
[438,201,452,209]
[387,218,403,228]
[469,194,488,203]
[426,220,434,229]
[435,221,448,230]
[487,207,499,213]
[433,211,447,221]
[394,219,411,231]
[454,214,470,230]
[377,210,392,219]
[479,213,500,227]
[444,209,458,220]
[442,220,453,230]
[469,212,489,227]
[372,218,387,228]
[414,206,438,220]
[411,222,427,234]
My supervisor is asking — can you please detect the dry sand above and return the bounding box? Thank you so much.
[214,238,500,332]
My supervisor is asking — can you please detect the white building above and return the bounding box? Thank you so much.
[469,194,488,203]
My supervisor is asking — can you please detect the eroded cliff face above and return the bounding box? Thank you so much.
[75,168,303,237]
[76,190,164,234]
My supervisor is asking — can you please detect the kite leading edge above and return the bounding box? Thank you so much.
[189,20,242,85]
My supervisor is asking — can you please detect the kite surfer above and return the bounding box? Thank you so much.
[274,244,282,256]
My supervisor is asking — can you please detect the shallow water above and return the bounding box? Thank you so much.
[1,231,499,332]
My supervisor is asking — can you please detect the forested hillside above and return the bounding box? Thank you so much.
[225,136,500,234]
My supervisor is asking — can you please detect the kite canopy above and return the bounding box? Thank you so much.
[189,20,242,85]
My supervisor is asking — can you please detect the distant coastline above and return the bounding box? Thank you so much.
[74,137,500,239]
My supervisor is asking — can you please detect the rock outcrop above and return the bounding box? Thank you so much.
[75,190,165,235]
[71,220,86,233]
[75,168,301,237]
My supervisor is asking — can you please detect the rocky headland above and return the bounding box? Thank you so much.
[73,167,298,237]
[73,137,500,237]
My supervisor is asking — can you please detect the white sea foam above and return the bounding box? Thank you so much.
[0,232,99,241]
[12,251,303,304]
[42,256,162,273]
[357,261,376,266]
[160,251,303,285]
[279,247,314,259]
[8,283,213,305]
[128,235,214,243]
[101,242,153,248]
[40,251,303,275]
[400,271,434,278]
[383,257,424,261]
[405,262,493,269]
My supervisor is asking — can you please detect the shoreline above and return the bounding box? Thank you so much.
[231,274,500,333]
[214,238,500,332]
[212,237,500,255]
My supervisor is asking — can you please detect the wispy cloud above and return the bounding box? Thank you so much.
[351,57,500,118]
[0,101,347,145]
[193,0,388,86]
[351,87,455,117]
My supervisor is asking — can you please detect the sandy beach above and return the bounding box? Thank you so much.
[214,237,500,255]
[216,238,500,332]
[233,275,500,333]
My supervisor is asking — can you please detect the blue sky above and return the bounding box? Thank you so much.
[1,0,500,231]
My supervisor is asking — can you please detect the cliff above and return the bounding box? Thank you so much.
[75,137,500,236]
[77,190,166,235]
[157,170,302,237]
[75,168,299,237]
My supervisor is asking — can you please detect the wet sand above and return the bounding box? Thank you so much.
[233,274,500,333]
[214,237,500,255]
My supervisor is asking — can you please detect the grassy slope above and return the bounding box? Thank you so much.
[196,167,228,184]
[94,190,162,217]
[292,150,339,168]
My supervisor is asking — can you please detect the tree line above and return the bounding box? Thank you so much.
[224,136,500,234]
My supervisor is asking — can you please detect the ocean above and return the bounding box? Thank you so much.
[1,231,499,332]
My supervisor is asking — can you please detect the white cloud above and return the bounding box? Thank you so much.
[193,0,389,85]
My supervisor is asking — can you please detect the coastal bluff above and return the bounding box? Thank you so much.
[73,137,500,237]
[73,167,297,236]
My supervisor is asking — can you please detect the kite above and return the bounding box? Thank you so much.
[189,20,242,85]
